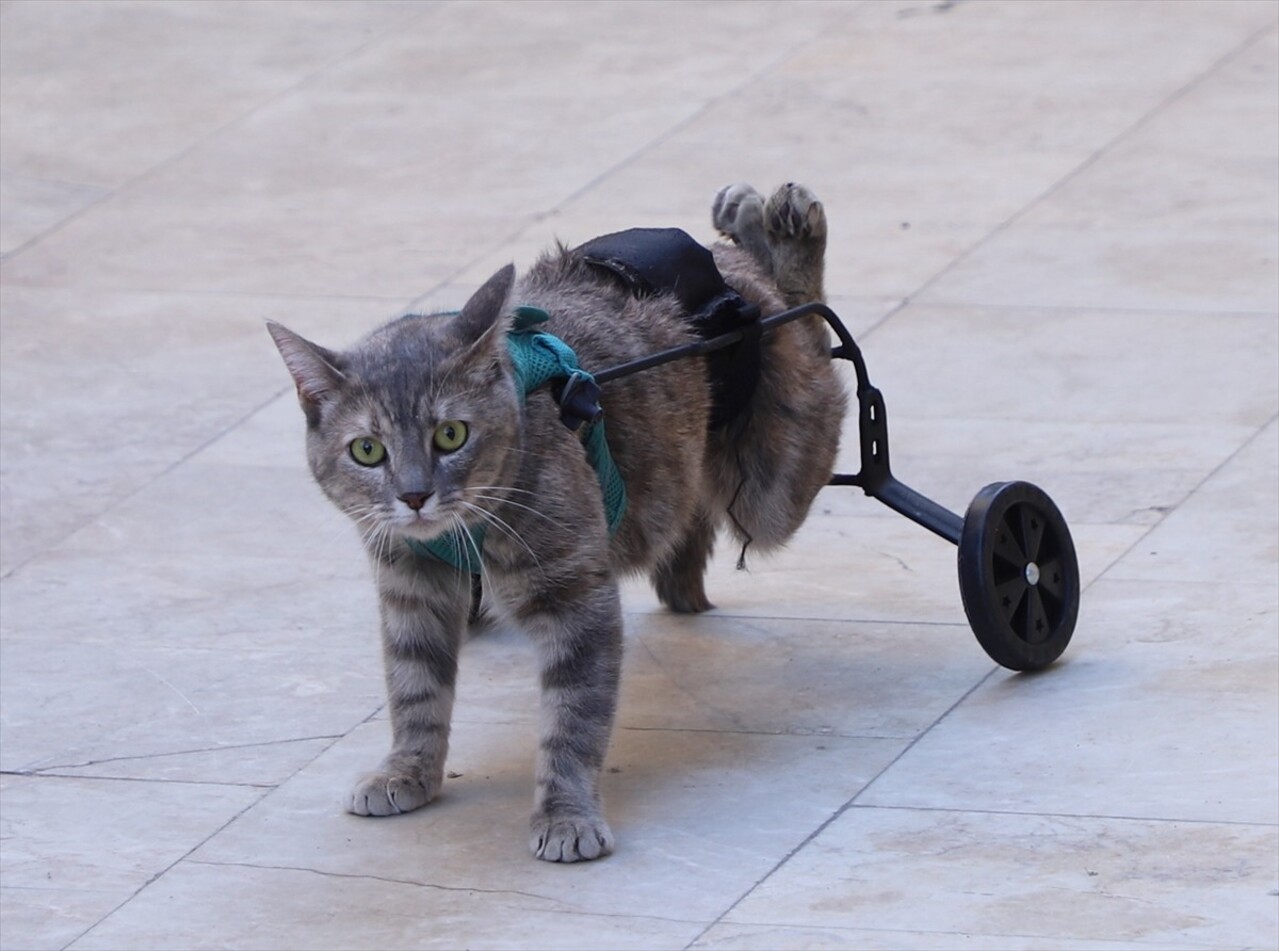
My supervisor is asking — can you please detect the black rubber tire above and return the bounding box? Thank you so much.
[958,481,1080,671]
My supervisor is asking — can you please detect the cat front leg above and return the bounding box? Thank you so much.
[515,575,623,862]
[347,561,467,817]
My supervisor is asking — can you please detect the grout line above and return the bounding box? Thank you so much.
[0,386,292,581]
[845,801,1279,830]
[685,666,999,948]
[1089,410,1279,588]
[431,5,868,294]
[0,770,275,790]
[15,734,345,775]
[690,406,1279,947]
[58,723,351,950]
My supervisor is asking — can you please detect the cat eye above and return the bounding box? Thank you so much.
[433,420,469,453]
[349,436,387,467]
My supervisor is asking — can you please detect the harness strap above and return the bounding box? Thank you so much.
[406,306,627,574]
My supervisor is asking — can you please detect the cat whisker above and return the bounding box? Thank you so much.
[447,512,494,607]
[470,493,556,525]
[457,500,544,573]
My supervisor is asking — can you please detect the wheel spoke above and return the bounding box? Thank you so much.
[1024,587,1051,644]
[992,514,1026,567]
[995,577,1027,621]
[1020,504,1046,562]
[1036,557,1065,599]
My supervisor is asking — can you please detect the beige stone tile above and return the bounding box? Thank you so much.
[0,0,428,188]
[618,612,996,740]
[567,1,1276,300]
[48,737,338,788]
[0,631,381,775]
[860,305,1278,426]
[719,807,1279,949]
[0,286,400,573]
[691,922,1195,951]
[1104,420,1278,586]
[917,223,1278,314]
[824,415,1262,527]
[0,173,109,254]
[0,774,262,951]
[624,513,1145,631]
[0,2,849,300]
[191,719,902,922]
[857,577,1278,825]
[918,25,1279,313]
[70,862,705,951]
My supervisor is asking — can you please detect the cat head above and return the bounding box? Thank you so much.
[268,265,523,550]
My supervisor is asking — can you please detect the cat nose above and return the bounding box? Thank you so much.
[398,491,432,512]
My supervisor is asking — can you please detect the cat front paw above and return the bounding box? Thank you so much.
[346,768,438,817]
[530,811,615,863]
[712,182,766,241]
[765,182,827,243]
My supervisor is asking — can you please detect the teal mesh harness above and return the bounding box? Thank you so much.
[405,306,627,573]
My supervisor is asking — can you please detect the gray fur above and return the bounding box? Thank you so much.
[268,183,847,862]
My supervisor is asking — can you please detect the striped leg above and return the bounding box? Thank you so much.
[517,577,623,862]
[347,563,467,817]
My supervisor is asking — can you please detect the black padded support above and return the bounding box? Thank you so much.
[575,228,761,429]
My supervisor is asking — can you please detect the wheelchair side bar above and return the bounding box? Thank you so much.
[593,301,965,546]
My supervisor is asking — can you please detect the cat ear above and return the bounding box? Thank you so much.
[266,321,346,421]
[454,264,516,346]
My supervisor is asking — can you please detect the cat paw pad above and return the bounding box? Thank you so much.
[530,813,615,863]
[346,771,436,817]
[765,183,826,242]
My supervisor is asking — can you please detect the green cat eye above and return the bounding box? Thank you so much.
[349,436,387,467]
[433,420,469,453]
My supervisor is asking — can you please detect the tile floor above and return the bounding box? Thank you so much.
[1,1,1276,949]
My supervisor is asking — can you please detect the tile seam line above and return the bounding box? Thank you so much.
[56,726,348,951]
[0,3,443,266]
[683,666,999,950]
[0,770,275,790]
[430,5,867,296]
[13,733,346,774]
[1091,409,1279,588]
[872,20,1279,326]
[847,801,1279,830]
[0,386,293,581]
[188,859,714,926]
[692,409,1279,946]
[56,784,276,951]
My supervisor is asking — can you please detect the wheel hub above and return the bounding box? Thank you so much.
[1024,561,1041,586]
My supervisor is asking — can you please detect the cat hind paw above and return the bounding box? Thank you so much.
[765,182,827,243]
[712,182,766,241]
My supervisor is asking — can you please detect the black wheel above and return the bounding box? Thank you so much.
[958,481,1079,671]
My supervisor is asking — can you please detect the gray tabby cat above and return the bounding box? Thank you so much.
[268,182,847,862]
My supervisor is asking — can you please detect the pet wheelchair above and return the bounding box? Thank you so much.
[592,300,1081,672]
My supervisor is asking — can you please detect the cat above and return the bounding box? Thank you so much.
[267,182,848,862]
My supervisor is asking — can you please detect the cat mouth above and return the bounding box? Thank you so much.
[393,501,471,543]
